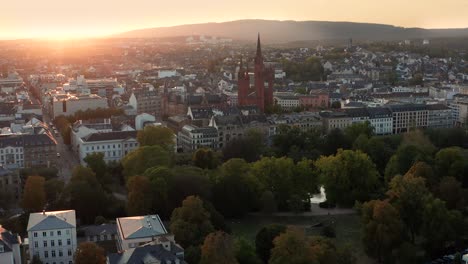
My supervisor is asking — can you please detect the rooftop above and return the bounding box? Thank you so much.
[117,215,167,240]
[27,210,76,232]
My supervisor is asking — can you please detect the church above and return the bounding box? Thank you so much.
[237,34,274,112]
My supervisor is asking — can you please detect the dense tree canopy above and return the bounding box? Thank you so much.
[74,242,106,264]
[200,231,239,264]
[21,176,46,212]
[316,149,380,207]
[255,224,287,263]
[137,125,175,151]
[122,145,172,177]
[126,175,153,216]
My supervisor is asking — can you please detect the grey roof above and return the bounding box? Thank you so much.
[82,131,137,142]
[27,210,76,231]
[28,215,75,231]
[83,224,117,237]
[107,243,185,264]
[387,104,428,112]
[117,215,167,240]
[426,104,450,111]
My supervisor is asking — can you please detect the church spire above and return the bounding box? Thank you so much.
[256,33,262,58]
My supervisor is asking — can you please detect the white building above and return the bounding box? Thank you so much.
[77,131,139,165]
[51,94,108,118]
[27,210,77,264]
[0,226,22,264]
[177,125,218,152]
[116,215,170,251]
[158,70,177,79]
[274,95,300,110]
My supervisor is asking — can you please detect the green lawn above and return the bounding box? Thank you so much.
[229,213,374,263]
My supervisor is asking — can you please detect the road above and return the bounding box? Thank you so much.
[43,113,79,183]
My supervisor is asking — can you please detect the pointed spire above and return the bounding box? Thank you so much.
[256,33,262,58]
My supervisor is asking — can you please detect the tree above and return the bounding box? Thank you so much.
[122,146,171,177]
[421,198,462,256]
[406,162,437,191]
[137,125,175,151]
[65,166,108,224]
[235,237,262,264]
[44,178,65,208]
[361,200,404,263]
[316,149,380,207]
[213,159,259,217]
[438,176,465,210]
[200,231,239,264]
[345,121,374,143]
[223,129,265,162]
[435,147,468,185]
[269,228,315,264]
[169,196,214,248]
[384,143,433,183]
[21,176,46,212]
[193,148,219,169]
[260,191,277,214]
[126,175,153,216]
[167,166,212,211]
[143,166,172,217]
[84,152,110,187]
[387,174,430,242]
[255,224,287,263]
[74,242,106,264]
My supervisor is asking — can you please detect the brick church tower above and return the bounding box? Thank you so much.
[237,34,274,112]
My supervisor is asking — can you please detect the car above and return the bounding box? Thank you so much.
[57,153,61,158]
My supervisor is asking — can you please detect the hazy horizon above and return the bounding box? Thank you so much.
[2,0,468,40]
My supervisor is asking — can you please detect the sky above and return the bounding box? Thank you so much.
[1,0,468,40]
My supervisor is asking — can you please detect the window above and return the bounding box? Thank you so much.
[50,231,54,236]
[58,239,62,246]
[57,231,61,236]
[52,250,56,257]
[51,240,55,246]
[34,241,38,248]
[67,239,71,245]
[59,250,63,257]
[66,230,70,235]
[68,249,72,256]
[44,241,48,247]
[43,232,47,237]
[34,232,38,237]
[44,251,49,258]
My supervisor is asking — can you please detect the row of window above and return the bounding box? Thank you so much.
[34,238,71,247]
[0,148,22,154]
[33,230,70,238]
[85,142,137,151]
[35,248,73,258]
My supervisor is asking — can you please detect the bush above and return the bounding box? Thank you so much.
[321,225,336,238]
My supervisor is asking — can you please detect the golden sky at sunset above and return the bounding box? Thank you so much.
[1,0,468,39]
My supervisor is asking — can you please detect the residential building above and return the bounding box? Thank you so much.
[0,166,21,200]
[0,225,22,264]
[27,210,77,264]
[268,112,322,136]
[23,134,57,168]
[320,111,352,132]
[83,224,117,243]
[51,94,108,119]
[209,114,269,148]
[367,107,393,135]
[107,240,185,264]
[299,94,329,109]
[116,215,171,251]
[274,95,300,110]
[77,131,139,165]
[128,89,162,118]
[427,104,453,128]
[177,125,218,152]
[388,104,428,134]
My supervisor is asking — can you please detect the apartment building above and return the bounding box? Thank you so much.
[116,215,171,251]
[177,125,218,152]
[27,210,77,264]
[0,225,22,264]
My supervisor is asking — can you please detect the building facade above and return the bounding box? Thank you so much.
[27,210,77,264]
[177,125,218,152]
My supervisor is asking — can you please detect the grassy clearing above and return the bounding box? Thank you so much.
[229,213,374,263]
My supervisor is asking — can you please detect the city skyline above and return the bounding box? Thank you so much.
[1,0,468,40]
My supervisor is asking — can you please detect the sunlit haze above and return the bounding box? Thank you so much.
[1,0,468,39]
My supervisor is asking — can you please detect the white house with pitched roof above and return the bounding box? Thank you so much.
[27,210,77,264]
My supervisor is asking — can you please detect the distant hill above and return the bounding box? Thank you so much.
[115,19,468,43]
